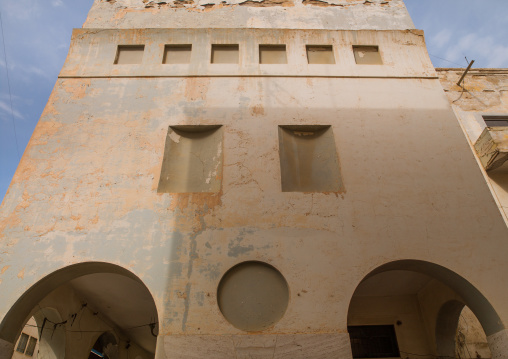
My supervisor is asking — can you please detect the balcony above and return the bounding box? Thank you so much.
[474,126,508,171]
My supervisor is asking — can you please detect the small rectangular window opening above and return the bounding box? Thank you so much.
[483,115,508,127]
[353,45,382,65]
[16,333,29,353]
[158,125,223,193]
[114,45,145,65]
[259,45,287,64]
[306,45,335,64]
[25,337,37,356]
[163,44,192,64]
[278,125,343,192]
[211,44,239,64]
[348,325,400,359]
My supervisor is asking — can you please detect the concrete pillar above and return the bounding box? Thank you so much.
[0,338,14,359]
[154,336,166,359]
[488,329,508,359]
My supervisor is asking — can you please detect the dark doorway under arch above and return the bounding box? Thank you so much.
[347,260,503,359]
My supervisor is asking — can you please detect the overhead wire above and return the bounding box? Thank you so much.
[0,11,21,161]
[23,321,158,334]
[429,53,467,68]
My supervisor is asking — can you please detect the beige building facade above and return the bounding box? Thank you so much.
[1,0,508,358]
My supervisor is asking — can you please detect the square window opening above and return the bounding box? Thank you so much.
[353,45,382,65]
[163,44,192,64]
[25,337,37,356]
[306,45,335,64]
[16,333,29,353]
[259,45,287,64]
[114,45,145,65]
[348,325,400,358]
[278,125,343,192]
[158,125,223,193]
[211,45,239,64]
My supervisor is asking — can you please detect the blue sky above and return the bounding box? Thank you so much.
[1,0,508,203]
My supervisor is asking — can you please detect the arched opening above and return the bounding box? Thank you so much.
[89,332,118,359]
[436,302,492,359]
[347,260,502,359]
[0,262,159,359]
[436,300,465,358]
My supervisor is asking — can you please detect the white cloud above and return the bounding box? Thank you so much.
[432,29,452,50]
[52,0,64,7]
[2,1,42,21]
[0,93,23,102]
[483,41,508,68]
[442,32,508,68]
[444,33,477,65]
[23,65,53,80]
[0,100,24,121]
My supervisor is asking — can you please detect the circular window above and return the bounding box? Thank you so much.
[217,261,289,332]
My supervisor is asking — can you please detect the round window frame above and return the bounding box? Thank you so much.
[216,260,290,332]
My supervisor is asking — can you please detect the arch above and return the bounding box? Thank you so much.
[346,260,505,359]
[33,307,66,359]
[356,260,504,337]
[0,262,159,358]
[90,331,119,359]
[435,300,465,359]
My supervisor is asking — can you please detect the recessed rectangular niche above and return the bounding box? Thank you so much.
[259,45,287,64]
[158,125,223,193]
[306,45,335,64]
[114,45,145,65]
[278,125,343,192]
[353,45,383,65]
[211,44,239,64]
[163,44,192,64]
[483,115,508,127]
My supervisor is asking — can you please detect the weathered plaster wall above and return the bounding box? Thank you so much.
[62,29,432,79]
[83,0,414,30]
[438,69,508,223]
[1,25,508,359]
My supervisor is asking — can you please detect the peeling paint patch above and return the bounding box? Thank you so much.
[250,105,265,116]
[199,262,221,280]
[302,0,342,7]
[227,232,255,257]
[168,131,181,144]
[169,192,222,212]
[238,0,294,7]
[17,268,25,279]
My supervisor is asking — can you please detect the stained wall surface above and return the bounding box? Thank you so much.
[83,0,415,30]
[2,27,508,358]
[2,1,508,357]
